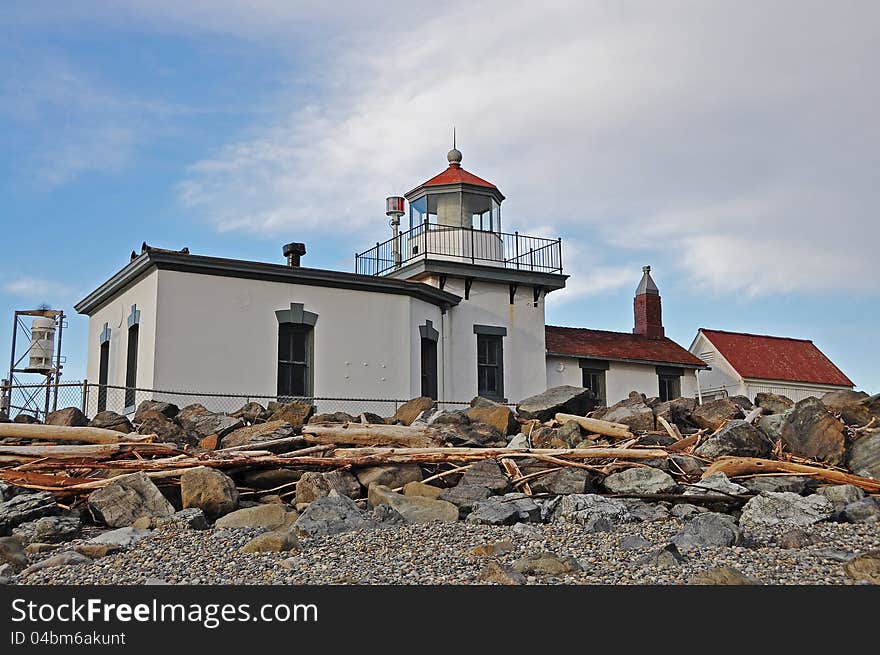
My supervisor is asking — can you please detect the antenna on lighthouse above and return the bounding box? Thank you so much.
[386,196,405,268]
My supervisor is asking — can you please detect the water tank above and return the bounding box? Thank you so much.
[28,317,55,372]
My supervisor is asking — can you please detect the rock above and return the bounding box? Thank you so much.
[842,498,880,523]
[653,396,698,428]
[88,411,133,433]
[684,472,749,497]
[359,412,385,425]
[528,426,566,449]
[403,481,443,499]
[240,468,302,489]
[780,397,846,465]
[470,540,514,556]
[0,536,28,572]
[230,402,270,424]
[479,561,526,585]
[216,504,298,531]
[465,404,518,435]
[134,400,179,422]
[21,550,93,577]
[821,390,878,426]
[552,494,631,526]
[25,543,59,554]
[134,508,209,531]
[458,459,510,493]
[45,406,89,427]
[373,504,407,525]
[603,467,676,494]
[367,485,458,523]
[136,410,188,446]
[470,396,500,409]
[219,421,297,449]
[506,433,530,449]
[355,464,423,490]
[181,412,244,440]
[739,492,834,530]
[0,492,58,535]
[180,467,239,521]
[755,392,794,415]
[440,422,507,448]
[555,420,583,447]
[12,516,81,545]
[847,431,880,479]
[393,397,435,426]
[694,420,772,460]
[88,527,152,548]
[619,535,652,550]
[293,493,377,537]
[728,395,754,410]
[295,470,361,505]
[671,503,707,519]
[529,468,593,495]
[513,552,580,576]
[622,500,670,522]
[13,413,39,423]
[817,484,864,508]
[241,531,301,554]
[592,393,655,432]
[74,544,118,559]
[757,412,789,441]
[467,493,541,525]
[87,472,174,528]
[741,475,813,495]
[636,543,685,569]
[672,513,741,552]
[268,401,314,428]
[690,398,745,431]
[670,455,704,477]
[310,411,357,424]
[778,528,822,549]
[690,566,761,585]
[516,385,597,422]
[438,485,492,516]
[843,551,880,583]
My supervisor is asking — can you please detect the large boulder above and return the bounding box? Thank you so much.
[652,397,697,429]
[465,404,518,436]
[466,493,541,526]
[437,485,492,517]
[552,494,631,526]
[87,472,174,528]
[458,459,510,493]
[685,472,748,497]
[672,513,741,552]
[295,470,361,505]
[528,468,594,495]
[516,386,597,422]
[755,392,794,415]
[393,397,435,426]
[134,400,179,423]
[292,493,377,537]
[592,392,656,432]
[739,491,834,531]
[215,504,298,531]
[12,516,81,545]
[603,467,676,494]
[268,401,314,429]
[780,397,846,465]
[757,412,789,441]
[176,405,244,440]
[230,402,270,424]
[820,390,877,426]
[45,407,88,427]
[847,430,880,479]
[180,467,239,521]
[694,420,772,459]
[0,492,59,535]
[843,498,880,524]
[368,485,458,523]
[219,420,297,449]
[136,410,187,446]
[88,411,133,433]
[690,399,744,431]
[439,422,507,448]
[741,475,813,494]
[355,464,422,490]
[309,411,357,424]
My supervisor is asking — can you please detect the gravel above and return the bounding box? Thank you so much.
[10,518,880,585]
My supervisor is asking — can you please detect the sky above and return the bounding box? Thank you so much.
[0,1,877,393]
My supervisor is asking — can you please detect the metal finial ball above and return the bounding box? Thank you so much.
[447,148,462,164]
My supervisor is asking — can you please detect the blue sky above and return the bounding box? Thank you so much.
[1,2,877,393]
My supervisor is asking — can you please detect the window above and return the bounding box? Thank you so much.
[420,338,438,399]
[476,334,504,401]
[582,369,606,406]
[98,341,110,413]
[278,323,312,398]
[656,366,683,402]
[124,324,139,409]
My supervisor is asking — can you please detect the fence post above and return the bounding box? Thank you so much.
[515,231,520,269]
[81,379,89,415]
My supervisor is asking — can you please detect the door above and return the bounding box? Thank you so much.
[420,337,438,399]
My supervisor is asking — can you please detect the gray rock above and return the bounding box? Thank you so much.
[458,459,511,493]
[240,468,302,489]
[467,493,541,525]
[758,412,789,441]
[653,397,698,430]
[603,467,676,494]
[516,385,597,422]
[88,527,153,548]
[0,536,28,572]
[219,420,297,449]
[694,420,772,459]
[529,468,593,495]
[136,410,188,446]
[21,551,92,577]
[778,528,822,549]
[552,494,631,526]
[511,522,542,538]
[671,503,707,519]
[506,433,530,449]
[439,422,507,448]
[847,431,880,479]
[741,475,812,494]
[512,552,581,576]
[293,492,377,537]
[438,485,492,516]
[740,492,834,530]
[295,470,361,505]
[755,392,794,415]
[842,498,880,524]
[781,397,846,466]
[592,392,655,432]
[619,535,652,550]
[672,512,741,551]
[373,504,407,525]
[636,543,685,569]
[145,508,209,530]
[180,467,239,521]
[670,455,704,476]
[87,472,174,528]
[622,500,670,522]
[0,492,59,535]
[134,400,179,422]
[355,464,423,490]
[684,472,749,497]
[88,410,133,433]
[821,390,879,426]
[230,401,270,424]
[367,485,459,523]
[817,484,864,507]
[183,412,244,440]
[12,516,81,545]
[45,406,89,427]
[215,504,298,531]
[691,399,745,431]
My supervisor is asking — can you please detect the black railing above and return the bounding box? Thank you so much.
[355,222,563,276]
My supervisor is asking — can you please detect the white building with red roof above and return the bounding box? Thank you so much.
[689,329,854,402]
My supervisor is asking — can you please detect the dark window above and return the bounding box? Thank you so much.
[420,338,438,399]
[124,324,139,408]
[658,375,681,402]
[476,334,504,401]
[98,341,110,412]
[278,323,312,398]
[582,368,606,406]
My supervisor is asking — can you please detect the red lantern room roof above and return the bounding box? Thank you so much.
[406,148,503,199]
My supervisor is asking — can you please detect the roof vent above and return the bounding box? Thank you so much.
[283,242,306,267]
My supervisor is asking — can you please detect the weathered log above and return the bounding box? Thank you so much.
[656,415,683,441]
[0,423,154,444]
[302,422,440,448]
[332,446,667,460]
[555,413,634,439]
[705,457,880,493]
[0,442,179,459]
[500,457,531,495]
[215,436,307,452]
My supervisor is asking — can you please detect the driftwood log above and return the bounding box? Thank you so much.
[554,413,634,439]
[0,423,154,444]
[705,456,880,493]
[331,446,668,460]
[302,422,441,448]
[0,442,179,460]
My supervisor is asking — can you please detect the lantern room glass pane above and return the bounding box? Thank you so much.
[464,192,492,231]
[426,192,461,227]
[409,196,427,230]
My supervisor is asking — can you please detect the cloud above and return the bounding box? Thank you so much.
[2,277,72,300]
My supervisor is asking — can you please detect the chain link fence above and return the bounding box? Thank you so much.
[1,381,500,423]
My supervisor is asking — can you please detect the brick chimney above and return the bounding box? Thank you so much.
[633,265,664,339]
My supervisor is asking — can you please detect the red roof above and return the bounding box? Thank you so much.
[546,326,707,367]
[699,329,853,387]
[419,163,498,189]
